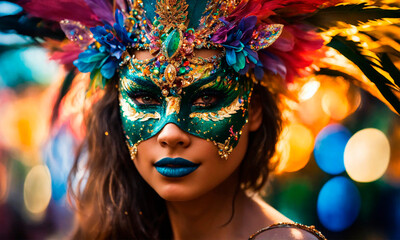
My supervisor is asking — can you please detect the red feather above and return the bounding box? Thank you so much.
[227,0,341,23]
[16,0,102,27]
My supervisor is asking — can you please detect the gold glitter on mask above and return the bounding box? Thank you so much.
[120,95,161,121]
[126,140,141,160]
[120,76,138,92]
[189,96,243,121]
[165,96,181,116]
[214,138,233,160]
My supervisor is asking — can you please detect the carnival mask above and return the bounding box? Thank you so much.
[114,0,282,159]
[71,0,283,159]
[119,56,253,159]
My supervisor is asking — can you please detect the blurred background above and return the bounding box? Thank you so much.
[0,1,400,239]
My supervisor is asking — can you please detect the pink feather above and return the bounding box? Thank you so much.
[267,24,324,82]
[50,42,83,67]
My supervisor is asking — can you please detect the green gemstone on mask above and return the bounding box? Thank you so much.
[164,29,182,59]
[179,67,186,74]
[161,33,167,41]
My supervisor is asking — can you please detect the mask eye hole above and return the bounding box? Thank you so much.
[130,92,161,106]
[192,90,223,108]
[193,94,218,107]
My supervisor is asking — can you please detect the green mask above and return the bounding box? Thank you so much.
[119,57,253,159]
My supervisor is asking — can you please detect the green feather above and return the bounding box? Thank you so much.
[328,35,400,114]
[306,3,400,29]
[380,53,400,89]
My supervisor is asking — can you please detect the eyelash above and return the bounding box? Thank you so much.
[126,90,224,108]
[192,90,223,108]
[128,91,161,106]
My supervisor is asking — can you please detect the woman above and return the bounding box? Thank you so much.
[66,0,325,238]
[9,0,400,239]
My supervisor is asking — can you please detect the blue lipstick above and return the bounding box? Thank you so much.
[154,157,200,178]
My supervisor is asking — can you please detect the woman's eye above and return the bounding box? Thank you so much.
[133,95,160,105]
[193,94,218,107]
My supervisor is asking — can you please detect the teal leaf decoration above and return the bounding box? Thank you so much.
[141,0,208,28]
[141,0,157,22]
[328,35,400,114]
[306,3,400,29]
[186,0,208,29]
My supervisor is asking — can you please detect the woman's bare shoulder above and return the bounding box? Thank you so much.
[244,194,326,240]
[249,194,291,223]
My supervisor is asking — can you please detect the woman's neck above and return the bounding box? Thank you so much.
[166,173,242,240]
[165,175,291,240]
[165,171,273,240]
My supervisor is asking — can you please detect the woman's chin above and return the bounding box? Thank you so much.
[154,183,203,202]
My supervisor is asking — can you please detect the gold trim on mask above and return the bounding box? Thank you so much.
[189,96,243,121]
[214,138,233,160]
[165,96,181,116]
[120,95,161,121]
[126,140,141,160]
[120,76,139,92]
[156,0,188,32]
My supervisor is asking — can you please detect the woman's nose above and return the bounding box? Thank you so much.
[157,123,191,148]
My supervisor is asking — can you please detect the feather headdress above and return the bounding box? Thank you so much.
[2,0,400,115]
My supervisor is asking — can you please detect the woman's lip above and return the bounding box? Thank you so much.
[154,157,199,167]
[154,157,200,177]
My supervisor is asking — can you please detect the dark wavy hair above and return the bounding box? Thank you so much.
[67,76,282,239]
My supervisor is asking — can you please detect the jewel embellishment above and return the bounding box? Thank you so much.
[163,29,183,59]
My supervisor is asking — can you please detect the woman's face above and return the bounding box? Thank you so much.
[134,122,249,201]
[119,50,260,201]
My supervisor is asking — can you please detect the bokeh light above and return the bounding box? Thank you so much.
[0,47,60,88]
[0,162,8,203]
[321,89,349,121]
[44,126,76,202]
[0,2,22,17]
[0,87,54,165]
[296,88,330,131]
[386,123,400,186]
[276,123,314,173]
[314,124,350,175]
[317,176,361,232]
[344,128,390,183]
[298,80,320,102]
[23,165,52,215]
[275,178,315,224]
